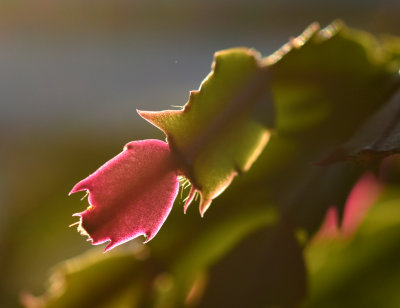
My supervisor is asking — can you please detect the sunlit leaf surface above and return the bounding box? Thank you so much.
[139,49,271,215]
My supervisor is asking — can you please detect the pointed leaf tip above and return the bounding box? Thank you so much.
[184,186,197,214]
[199,198,212,217]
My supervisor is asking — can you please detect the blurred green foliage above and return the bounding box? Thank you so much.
[304,185,400,308]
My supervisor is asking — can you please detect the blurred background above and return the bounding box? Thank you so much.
[1,0,400,307]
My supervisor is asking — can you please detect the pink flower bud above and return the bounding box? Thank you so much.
[69,139,179,252]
